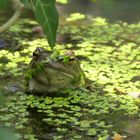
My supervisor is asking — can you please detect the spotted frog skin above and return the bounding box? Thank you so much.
[27,47,86,94]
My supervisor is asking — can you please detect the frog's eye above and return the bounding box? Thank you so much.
[33,51,39,57]
[58,56,63,61]
[69,58,75,61]
[59,58,63,61]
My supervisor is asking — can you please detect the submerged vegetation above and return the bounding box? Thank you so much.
[0,15,140,139]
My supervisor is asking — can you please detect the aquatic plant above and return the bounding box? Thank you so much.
[0,17,140,139]
[0,0,59,48]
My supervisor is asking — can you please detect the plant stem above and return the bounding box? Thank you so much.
[0,1,25,33]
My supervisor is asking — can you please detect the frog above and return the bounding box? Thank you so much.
[26,47,86,94]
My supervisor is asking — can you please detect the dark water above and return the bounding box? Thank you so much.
[58,0,140,23]
[28,108,140,140]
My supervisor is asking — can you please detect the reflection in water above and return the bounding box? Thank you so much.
[103,111,140,140]
[58,0,140,23]
[28,103,140,140]
[6,90,140,140]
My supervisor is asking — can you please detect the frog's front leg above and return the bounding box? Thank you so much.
[28,78,49,94]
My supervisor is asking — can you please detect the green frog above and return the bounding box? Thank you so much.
[26,47,86,94]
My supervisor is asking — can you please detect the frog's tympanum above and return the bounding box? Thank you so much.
[26,47,86,94]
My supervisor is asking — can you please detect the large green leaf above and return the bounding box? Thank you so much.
[0,0,9,9]
[20,0,31,9]
[21,0,59,48]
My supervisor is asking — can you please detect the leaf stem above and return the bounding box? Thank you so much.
[0,1,25,33]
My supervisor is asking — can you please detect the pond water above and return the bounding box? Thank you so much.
[0,1,140,140]
[28,103,140,140]
[58,0,140,23]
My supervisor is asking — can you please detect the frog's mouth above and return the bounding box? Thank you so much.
[58,57,75,61]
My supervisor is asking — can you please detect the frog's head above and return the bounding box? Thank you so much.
[32,47,49,60]
[30,47,50,68]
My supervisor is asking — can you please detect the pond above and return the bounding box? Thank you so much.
[0,1,140,140]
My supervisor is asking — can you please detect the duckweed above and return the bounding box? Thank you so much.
[0,17,140,139]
